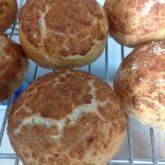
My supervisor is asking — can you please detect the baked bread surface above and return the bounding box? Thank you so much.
[0,0,18,33]
[19,0,108,69]
[114,41,165,130]
[104,0,165,47]
[8,70,127,165]
[0,35,28,102]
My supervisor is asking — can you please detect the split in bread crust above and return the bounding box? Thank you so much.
[104,0,165,47]
[114,41,165,130]
[8,70,128,165]
[0,35,28,102]
[19,0,108,69]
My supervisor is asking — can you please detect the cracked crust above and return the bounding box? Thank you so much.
[8,70,127,165]
[19,0,108,69]
[114,41,165,130]
[0,0,18,33]
[0,35,28,102]
[104,0,165,47]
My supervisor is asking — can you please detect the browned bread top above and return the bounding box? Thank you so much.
[19,0,108,57]
[0,0,18,33]
[114,41,165,129]
[8,70,127,165]
[104,0,165,47]
[0,35,28,102]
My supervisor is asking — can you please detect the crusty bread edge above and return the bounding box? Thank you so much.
[0,0,18,33]
[19,23,108,69]
[110,28,165,47]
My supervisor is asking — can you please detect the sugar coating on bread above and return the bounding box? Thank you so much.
[114,41,165,130]
[8,70,127,165]
[19,0,108,69]
[0,0,18,33]
[104,0,165,47]
[0,35,28,102]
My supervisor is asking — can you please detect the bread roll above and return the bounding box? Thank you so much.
[104,0,165,47]
[18,0,108,69]
[114,41,165,130]
[8,70,128,165]
[0,35,28,102]
[0,0,18,33]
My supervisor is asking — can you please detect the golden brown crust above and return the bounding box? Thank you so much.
[0,35,28,102]
[114,41,165,130]
[0,0,18,33]
[8,70,127,165]
[104,0,165,47]
[19,0,108,69]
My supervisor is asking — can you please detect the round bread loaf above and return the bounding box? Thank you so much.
[0,35,28,102]
[114,41,165,130]
[8,70,128,165]
[0,0,18,33]
[18,0,108,69]
[104,0,165,47]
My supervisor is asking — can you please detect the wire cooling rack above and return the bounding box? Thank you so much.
[0,0,165,165]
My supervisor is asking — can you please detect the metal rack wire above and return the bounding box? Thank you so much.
[0,0,165,165]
